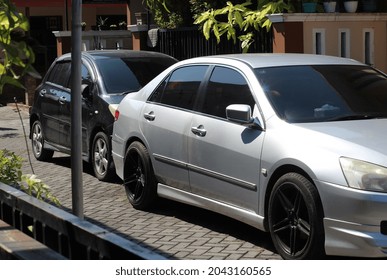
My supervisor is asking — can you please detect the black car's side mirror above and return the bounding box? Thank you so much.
[81,84,92,100]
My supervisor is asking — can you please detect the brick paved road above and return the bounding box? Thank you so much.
[0,104,281,260]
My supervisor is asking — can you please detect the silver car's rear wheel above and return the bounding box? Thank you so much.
[31,120,54,161]
[124,141,157,210]
[268,173,324,259]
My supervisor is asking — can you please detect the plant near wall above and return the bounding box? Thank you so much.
[0,149,60,206]
[143,0,193,28]
[119,21,127,29]
[143,0,170,12]
[20,174,61,206]
[0,149,22,186]
[97,16,109,30]
[0,0,39,94]
[194,1,293,52]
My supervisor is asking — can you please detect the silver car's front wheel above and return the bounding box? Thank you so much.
[31,120,54,161]
[92,132,114,181]
[268,173,325,259]
[124,141,157,210]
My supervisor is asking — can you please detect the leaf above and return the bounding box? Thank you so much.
[193,11,210,25]
[234,11,244,29]
[203,20,212,40]
[213,24,220,43]
[0,75,25,89]
[25,65,42,79]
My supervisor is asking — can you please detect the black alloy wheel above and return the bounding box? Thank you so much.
[123,141,157,210]
[268,172,324,259]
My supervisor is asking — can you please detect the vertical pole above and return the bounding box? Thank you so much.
[65,0,69,31]
[71,0,84,219]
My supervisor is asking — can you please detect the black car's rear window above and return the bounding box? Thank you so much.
[255,65,387,123]
[95,57,175,94]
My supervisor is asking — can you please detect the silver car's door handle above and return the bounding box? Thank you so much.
[191,125,207,137]
[144,111,155,121]
[59,96,66,105]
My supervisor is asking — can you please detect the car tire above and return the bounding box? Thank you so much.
[268,172,325,260]
[92,132,114,181]
[31,120,54,161]
[124,141,157,210]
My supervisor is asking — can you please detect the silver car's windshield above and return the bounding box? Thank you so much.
[255,65,387,123]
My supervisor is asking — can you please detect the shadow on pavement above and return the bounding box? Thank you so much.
[153,198,277,252]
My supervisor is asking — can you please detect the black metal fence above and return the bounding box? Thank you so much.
[151,27,273,61]
[0,182,166,260]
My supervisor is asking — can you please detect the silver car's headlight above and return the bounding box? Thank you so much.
[340,157,387,192]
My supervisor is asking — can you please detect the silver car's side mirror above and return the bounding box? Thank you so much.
[226,104,262,129]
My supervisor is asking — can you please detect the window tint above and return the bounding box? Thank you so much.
[46,61,71,88]
[256,65,387,123]
[150,66,208,110]
[95,57,175,94]
[81,64,91,82]
[201,66,255,119]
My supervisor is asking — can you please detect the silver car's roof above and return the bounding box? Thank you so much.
[178,53,365,68]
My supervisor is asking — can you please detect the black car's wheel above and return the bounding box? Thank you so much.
[31,120,54,161]
[92,132,114,181]
[268,173,324,260]
[124,141,157,210]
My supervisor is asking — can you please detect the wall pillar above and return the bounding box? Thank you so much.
[54,35,71,57]
[271,21,304,53]
[129,25,148,51]
[56,37,63,57]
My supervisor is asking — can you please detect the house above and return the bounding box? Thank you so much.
[4,0,386,106]
[269,1,387,73]
[14,0,148,75]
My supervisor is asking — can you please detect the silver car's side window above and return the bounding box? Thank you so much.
[200,66,255,119]
[148,66,208,110]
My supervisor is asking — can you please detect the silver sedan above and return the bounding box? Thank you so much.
[112,53,387,259]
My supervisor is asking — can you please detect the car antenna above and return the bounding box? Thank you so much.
[14,97,35,174]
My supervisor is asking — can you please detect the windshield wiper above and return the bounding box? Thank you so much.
[116,90,137,96]
[328,114,387,121]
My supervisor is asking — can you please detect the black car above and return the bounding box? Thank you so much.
[30,50,177,181]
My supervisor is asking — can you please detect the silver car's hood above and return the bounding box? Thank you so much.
[263,118,387,185]
[297,119,387,156]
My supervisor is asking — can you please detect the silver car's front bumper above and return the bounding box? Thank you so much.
[317,180,387,258]
[324,218,387,257]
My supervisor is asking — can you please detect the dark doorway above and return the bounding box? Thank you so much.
[29,16,62,75]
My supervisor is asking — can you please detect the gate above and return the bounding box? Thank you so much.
[153,27,273,61]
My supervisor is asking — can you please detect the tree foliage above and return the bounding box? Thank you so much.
[194,1,293,52]
[0,0,39,94]
[144,1,293,52]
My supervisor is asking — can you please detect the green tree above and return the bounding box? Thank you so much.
[144,1,293,52]
[194,0,293,52]
[0,0,39,94]
[143,0,226,28]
